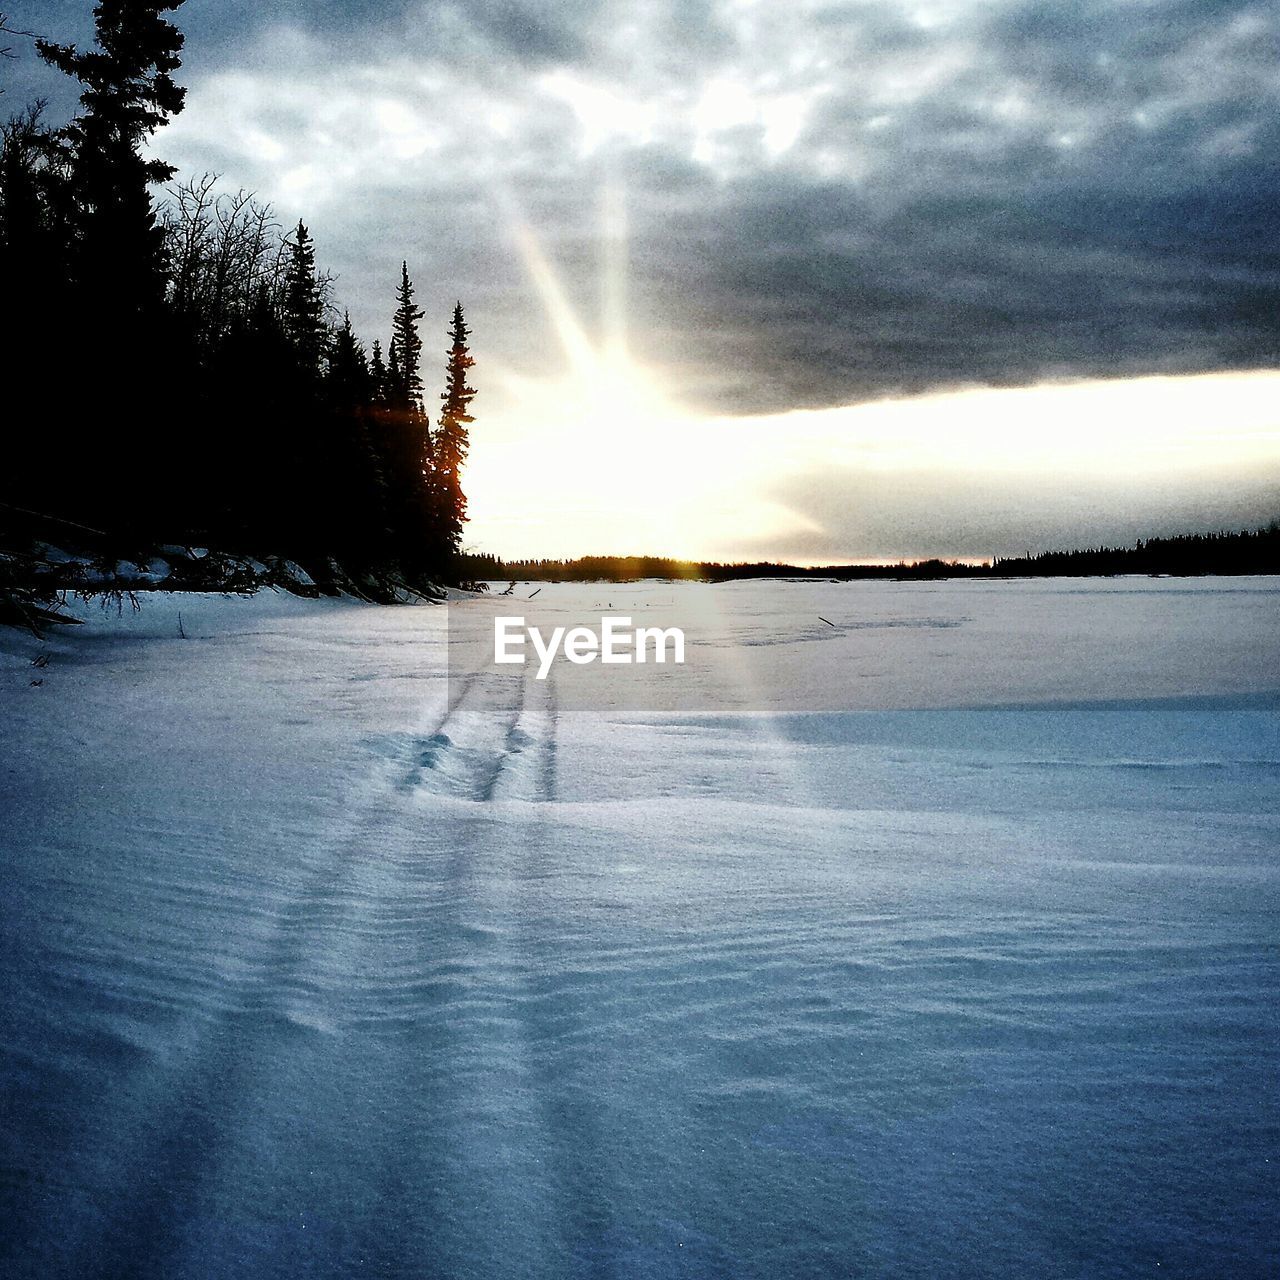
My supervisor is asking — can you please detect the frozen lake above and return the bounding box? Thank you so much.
[1,577,1278,1277]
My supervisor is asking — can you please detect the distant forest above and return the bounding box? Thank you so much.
[462,524,1280,583]
[0,1,473,605]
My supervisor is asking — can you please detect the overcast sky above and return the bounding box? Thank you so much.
[6,0,1279,558]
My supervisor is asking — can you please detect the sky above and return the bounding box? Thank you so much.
[5,0,1279,561]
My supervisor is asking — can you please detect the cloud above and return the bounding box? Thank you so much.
[6,0,1280,423]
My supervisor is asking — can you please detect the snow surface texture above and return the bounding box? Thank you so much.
[1,578,1277,1279]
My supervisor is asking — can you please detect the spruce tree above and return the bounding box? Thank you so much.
[387,337,402,403]
[433,301,476,554]
[379,263,436,582]
[33,1,186,538]
[37,0,185,320]
[389,261,424,415]
[321,311,391,575]
[369,339,389,408]
[327,311,368,410]
[281,219,325,376]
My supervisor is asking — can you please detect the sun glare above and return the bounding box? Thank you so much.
[470,195,772,557]
[468,193,1280,563]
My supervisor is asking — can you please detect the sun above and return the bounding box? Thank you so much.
[465,188,1280,565]
[466,352,750,559]
[464,188,796,560]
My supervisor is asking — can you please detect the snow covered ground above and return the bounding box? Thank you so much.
[1,578,1277,1278]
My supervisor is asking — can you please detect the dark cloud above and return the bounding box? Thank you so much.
[596,0,1280,413]
[647,163,1280,414]
[5,0,1279,418]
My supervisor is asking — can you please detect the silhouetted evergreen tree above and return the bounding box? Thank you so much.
[27,1,187,541]
[313,310,396,581]
[389,261,424,415]
[328,312,369,409]
[281,219,326,378]
[369,339,389,408]
[387,338,402,405]
[37,0,185,322]
[373,262,440,579]
[433,301,477,558]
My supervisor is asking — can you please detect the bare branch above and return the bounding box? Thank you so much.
[0,13,40,63]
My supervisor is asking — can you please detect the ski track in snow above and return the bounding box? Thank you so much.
[1,578,1278,1279]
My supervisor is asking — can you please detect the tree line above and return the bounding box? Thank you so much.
[461,524,1279,583]
[0,1,474,600]
[987,524,1280,578]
